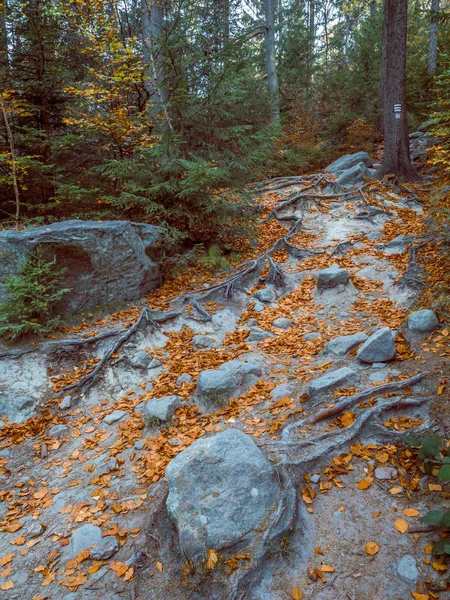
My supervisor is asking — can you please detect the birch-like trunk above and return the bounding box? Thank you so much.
[427,0,439,75]
[264,0,280,123]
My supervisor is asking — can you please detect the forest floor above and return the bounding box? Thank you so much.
[0,158,449,600]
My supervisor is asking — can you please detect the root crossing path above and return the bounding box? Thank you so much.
[0,170,448,600]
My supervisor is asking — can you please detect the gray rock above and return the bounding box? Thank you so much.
[247,318,258,327]
[310,474,321,484]
[336,161,369,186]
[272,317,293,330]
[130,350,152,369]
[176,373,193,387]
[90,536,120,560]
[0,395,35,424]
[325,152,372,174]
[48,424,69,438]
[357,328,396,363]
[69,524,102,557]
[375,466,398,480]
[191,334,216,349]
[0,220,164,314]
[26,520,45,538]
[303,332,321,341]
[194,359,263,413]
[316,265,350,290]
[254,288,276,303]
[253,301,265,313]
[145,395,182,422]
[367,231,383,241]
[326,332,368,356]
[308,367,360,399]
[407,309,439,333]
[376,234,414,254]
[60,395,72,409]
[134,440,145,450]
[396,555,419,584]
[103,410,128,425]
[166,429,282,558]
[409,131,424,139]
[147,358,163,369]
[247,327,274,342]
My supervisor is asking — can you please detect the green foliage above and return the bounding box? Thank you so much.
[0,247,71,340]
[200,245,232,272]
[404,431,450,557]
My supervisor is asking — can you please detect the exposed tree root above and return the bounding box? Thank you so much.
[279,373,427,443]
[265,396,428,466]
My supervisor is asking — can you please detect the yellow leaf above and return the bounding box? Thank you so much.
[156,561,163,573]
[432,561,447,572]
[411,592,429,600]
[205,549,218,570]
[357,478,372,490]
[321,564,335,572]
[123,567,134,581]
[424,544,433,555]
[403,508,420,517]
[365,542,379,556]
[42,571,55,586]
[0,581,14,590]
[314,547,324,555]
[428,483,442,492]
[291,588,303,600]
[394,518,408,533]
[0,553,14,567]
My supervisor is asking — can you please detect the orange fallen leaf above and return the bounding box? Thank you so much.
[42,571,56,586]
[205,549,218,570]
[156,561,163,573]
[365,542,379,556]
[394,518,408,533]
[357,478,372,490]
[432,562,447,572]
[0,581,14,590]
[428,483,442,492]
[411,592,429,600]
[314,547,324,555]
[0,553,14,567]
[11,536,25,546]
[403,508,420,517]
[291,588,303,600]
[321,564,335,572]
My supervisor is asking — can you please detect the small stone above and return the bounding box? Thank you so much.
[310,474,320,484]
[254,288,276,303]
[26,521,44,538]
[303,332,321,341]
[48,424,69,438]
[168,437,183,446]
[247,318,258,327]
[192,335,216,349]
[103,410,128,425]
[176,373,193,387]
[366,231,383,241]
[148,358,163,369]
[134,440,145,450]
[69,524,102,557]
[316,265,350,290]
[407,309,439,333]
[396,554,419,584]
[60,396,72,409]
[253,301,265,313]
[247,327,273,342]
[129,350,152,369]
[272,317,293,330]
[90,536,120,560]
[375,466,397,480]
[145,395,182,422]
[357,328,396,363]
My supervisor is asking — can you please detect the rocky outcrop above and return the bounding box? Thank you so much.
[165,429,286,558]
[0,220,164,315]
[325,151,372,174]
[308,366,360,399]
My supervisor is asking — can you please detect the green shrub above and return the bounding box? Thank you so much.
[404,431,450,557]
[0,247,71,340]
[200,245,232,272]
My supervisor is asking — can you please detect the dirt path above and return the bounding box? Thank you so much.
[0,167,448,600]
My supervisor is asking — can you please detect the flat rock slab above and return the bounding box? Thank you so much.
[357,328,396,363]
[165,429,282,558]
[308,367,360,399]
[325,151,372,174]
[254,288,276,303]
[145,395,182,422]
[0,220,164,314]
[326,332,368,356]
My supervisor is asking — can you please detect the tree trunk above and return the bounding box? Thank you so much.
[370,0,377,21]
[0,0,9,81]
[377,0,418,181]
[141,0,173,131]
[427,0,439,75]
[307,0,315,87]
[0,95,20,220]
[264,0,280,122]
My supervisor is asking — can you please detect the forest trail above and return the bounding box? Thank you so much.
[0,154,449,600]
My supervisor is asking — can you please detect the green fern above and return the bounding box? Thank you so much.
[200,246,232,272]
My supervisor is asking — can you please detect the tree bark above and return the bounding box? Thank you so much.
[0,94,20,220]
[377,0,418,181]
[141,0,173,131]
[427,0,439,75]
[307,0,315,87]
[370,0,377,21]
[264,0,280,122]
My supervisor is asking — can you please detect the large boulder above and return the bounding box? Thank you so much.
[326,332,368,356]
[0,220,164,315]
[336,162,369,186]
[165,429,284,558]
[316,265,350,290]
[145,395,182,422]
[325,151,372,174]
[193,359,263,413]
[357,328,396,363]
[407,309,439,333]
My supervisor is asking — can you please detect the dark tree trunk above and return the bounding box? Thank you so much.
[264,0,280,122]
[377,0,418,181]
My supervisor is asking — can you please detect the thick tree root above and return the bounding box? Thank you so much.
[265,396,428,466]
[279,372,427,442]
